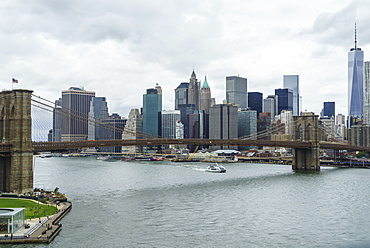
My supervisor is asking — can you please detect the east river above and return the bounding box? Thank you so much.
[7,156,370,248]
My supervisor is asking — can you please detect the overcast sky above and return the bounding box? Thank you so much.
[2,0,370,121]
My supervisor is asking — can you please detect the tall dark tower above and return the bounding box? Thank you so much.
[188,70,200,110]
[61,87,95,141]
[200,75,212,113]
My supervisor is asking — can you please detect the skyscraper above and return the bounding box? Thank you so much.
[142,87,162,138]
[174,82,189,110]
[226,76,248,109]
[188,70,200,110]
[200,75,212,113]
[100,114,127,153]
[88,97,109,141]
[275,88,293,115]
[186,110,209,139]
[348,24,364,118]
[257,112,272,139]
[161,110,181,139]
[248,92,263,115]
[283,75,300,115]
[335,113,345,140]
[364,61,370,124]
[263,95,278,122]
[122,108,142,154]
[61,87,95,141]
[323,101,335,118]
[209,104,238,149]
[238,109,257,139]
[52,98,62,142]
[280,110,293,135]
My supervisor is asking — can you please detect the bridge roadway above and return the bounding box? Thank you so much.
[0,139,368,153]
[21,139,370,152]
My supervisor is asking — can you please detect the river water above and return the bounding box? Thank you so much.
[8,156,370,247]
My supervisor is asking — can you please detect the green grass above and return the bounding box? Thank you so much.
[0,198,57,219]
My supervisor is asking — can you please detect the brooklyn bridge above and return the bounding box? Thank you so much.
[0,89,369,193]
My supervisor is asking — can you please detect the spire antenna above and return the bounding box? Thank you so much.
[355,23,357,49]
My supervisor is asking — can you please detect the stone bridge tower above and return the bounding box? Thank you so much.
[0,89,33,193]
[292,112,320,171]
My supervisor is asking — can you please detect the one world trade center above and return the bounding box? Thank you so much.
[348,24,364,119]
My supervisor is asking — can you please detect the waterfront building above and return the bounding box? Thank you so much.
[283,75,301,115]
[200,75,212,113]
[61,87,95,141]
[364,61,370,124]
[122,109,142,154]
[88,97,109,141]
[209,104,238,149]
[175,82,189,110]
[0,208,25,234]
[226,76,248,109]
[161,110,181,139]
[100,114,127,153]
[257,112,272,139]
[323,101,335,118]
[52,98,62,142]
[263,95,278,122]
[248,92,263,115]
[238,109,257,139]
[348,24,364,120]
[275,88,293,115]
[188,70,200,110]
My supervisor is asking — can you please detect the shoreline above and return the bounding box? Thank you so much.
[0,201,72,244]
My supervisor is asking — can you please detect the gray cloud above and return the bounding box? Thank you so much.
[0,0,368,121]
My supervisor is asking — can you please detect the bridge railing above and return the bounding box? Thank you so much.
[32,139,315,152]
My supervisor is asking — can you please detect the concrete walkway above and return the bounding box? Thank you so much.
[0,201,72,244]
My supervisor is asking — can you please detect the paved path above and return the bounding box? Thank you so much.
[0,201,72,244]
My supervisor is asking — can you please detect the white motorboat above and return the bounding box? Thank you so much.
[97,155,116,161]
[205,163,226,173]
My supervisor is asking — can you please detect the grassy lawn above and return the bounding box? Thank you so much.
[0,198,57,219]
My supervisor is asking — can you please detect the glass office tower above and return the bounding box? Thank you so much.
[248,92,263,115]
[283,75,300,116]
[275,88,293,115]
[348,25,364,118]
[323,102,335,118]
[143,87,162,137]
[226,76,248,109]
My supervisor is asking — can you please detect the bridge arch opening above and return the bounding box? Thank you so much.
[297,124,303,140]
[306,124,312,141]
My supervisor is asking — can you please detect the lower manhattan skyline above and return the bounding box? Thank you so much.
[1,0,370,117]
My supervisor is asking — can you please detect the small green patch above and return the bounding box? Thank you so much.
[0,198,57,219]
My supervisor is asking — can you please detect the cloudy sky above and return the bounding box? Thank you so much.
[2,0,370,122]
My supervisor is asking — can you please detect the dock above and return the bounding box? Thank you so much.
[0,201,72,244]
